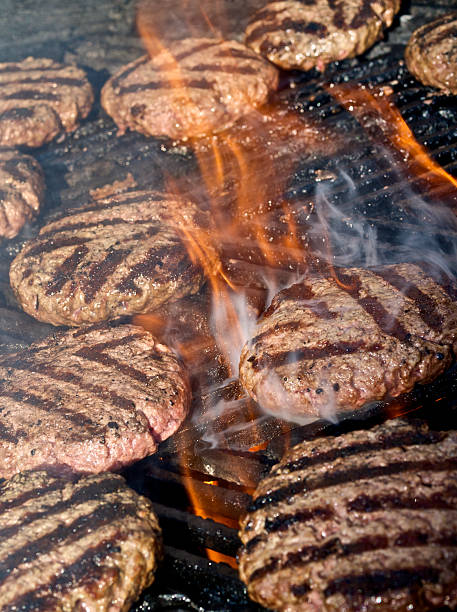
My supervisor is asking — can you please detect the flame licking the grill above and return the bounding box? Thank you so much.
[328,83,457,197]
[134,0,314,566]
[134,1,457,567]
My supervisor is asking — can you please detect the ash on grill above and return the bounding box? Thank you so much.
[0,0,457,610]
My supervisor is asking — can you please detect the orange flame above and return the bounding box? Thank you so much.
[329,84,457,192]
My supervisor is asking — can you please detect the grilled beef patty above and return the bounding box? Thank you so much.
[238,418,457,611]
[101,38,279,140]
[0,57,93,148]
[245,0,401,71]
[0,323,190,479]
[239,263,457,418]
[405,12,457,95]
[0,148,44,239]
[10,190,207,326]
[0,469,162,611]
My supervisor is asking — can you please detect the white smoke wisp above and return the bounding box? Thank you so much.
[309,158,457,277]
[209,288,258,376]
[310,169,379,269]
[254,369,331,426]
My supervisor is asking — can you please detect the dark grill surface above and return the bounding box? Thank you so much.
[1,1,457,610]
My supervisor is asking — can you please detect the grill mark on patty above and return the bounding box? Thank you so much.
[38,218,157,240]
[1,76,86,88]
[187,63,258,75]
[349,0,379,29]
[247,17,328,42]
[119,78,214,95]
[216,48,266,61]
[0,476,125,542]
[0,499,138,586]
[45,245,89,296]
[81,248,131,304]
[0,389,100,433]
[74,334,152,385]
[26,236,91,257]
[0,422,22,444]
[348,485,457,512]
[372,268,444,331]
[173,40,219,62]
[2,90,60,101]
[248,487,457,550]
[328,0,350,33]
[265,505,334,533]
[111,56,149,90]
[0,479,66,514]
[262,282,332,318]
[2,534,128,611]
[417,263,457,301]
[279,429,446,474]
[5,359,135,411]
[250,458,457,511]
[251,340,379,371]
[252,299,336,345]
[249,534,396,583]
[337,271,410,342]
[116,243,182,296]
[76,192,166,215]
[0,107,35,121]
[323,566,441,598]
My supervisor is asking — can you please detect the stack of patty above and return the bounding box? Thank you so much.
[239,418,457,611]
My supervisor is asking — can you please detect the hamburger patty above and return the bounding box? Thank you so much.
[405,12,457,95]
[245,0,401,71]
[0,57,93,148]
[101,38,279,140]
[239,263,457,418]
[0,323,190,479]
[238,418,457,611]
[0,148,44,239]
[10,190,207,326]
[0,469,162,611]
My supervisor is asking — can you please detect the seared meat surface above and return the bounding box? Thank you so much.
[0,469,162,611]
[0,323,190,478]
[0,57,93,148]
[239,263,457,418]
[245,0,401,71]
[0,148,44,239]
[101,38,279,140]
[238,418,457,611]
[405,12,457,95]
[10,190,207,327]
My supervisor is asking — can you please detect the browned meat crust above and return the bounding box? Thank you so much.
[101,38,279,140]
[245,0,401,71]
[0,148,44,239]
[405,12,457,95]
[0,57,93,148]
[9,190,207,327]
[0,469,162,611]
[238,418,457,611]
[239,263,457,418]
[0,323,190,478]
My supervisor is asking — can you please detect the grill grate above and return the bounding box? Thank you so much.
[0,1,456,610]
